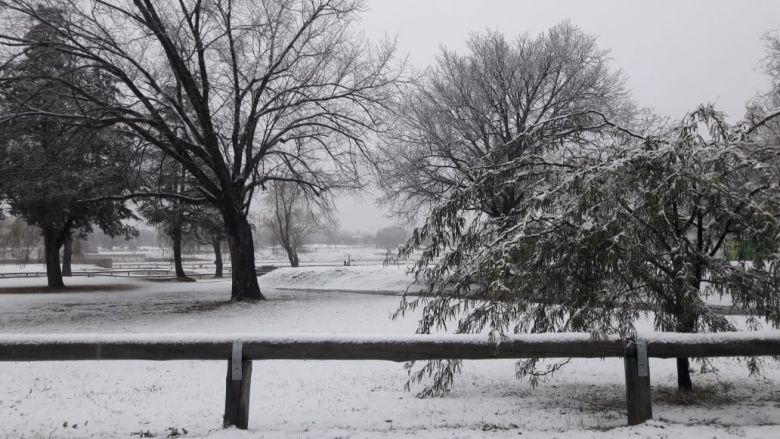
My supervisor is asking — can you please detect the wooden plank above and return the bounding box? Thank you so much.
[646,338,780,358]
[2,333,780,362]
[0,341,234,361]
[241,338,627,360]
[624,341,652,425]
[0,335,626,362]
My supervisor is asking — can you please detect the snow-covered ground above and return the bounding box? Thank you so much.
[0,263,102,274]
[260,264,418,294]
[0,245,409,278]
[257,244,398,266]
[1,274,779,438]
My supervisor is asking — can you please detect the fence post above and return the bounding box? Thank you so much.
[624,339,652,425]
[224,341,252,429]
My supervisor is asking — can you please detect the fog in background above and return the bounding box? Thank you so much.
[333,0,780,233]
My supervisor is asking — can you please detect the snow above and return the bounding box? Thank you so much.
[0,332,494,346]
[640,331,780,343]
[259,264,419,294]
[254,244,405,267]
[1,273,780,438]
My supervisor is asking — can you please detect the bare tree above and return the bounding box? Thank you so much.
[0,0,402,300]
[262,180,329,267]
[188,205,228,278]
[378,22,639,219]
[0,215,40,263]
[137,153,198,279]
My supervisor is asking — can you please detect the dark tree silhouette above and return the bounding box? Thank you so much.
[0,5,135,288]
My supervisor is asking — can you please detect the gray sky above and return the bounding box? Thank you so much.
[336,0,780,232]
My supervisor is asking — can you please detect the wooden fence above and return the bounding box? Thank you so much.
[1,333,779,429]
[0,269,232,280]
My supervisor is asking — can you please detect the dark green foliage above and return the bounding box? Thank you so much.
[0,6,135,286]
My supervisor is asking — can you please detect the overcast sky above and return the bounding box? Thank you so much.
[336,0,780,232]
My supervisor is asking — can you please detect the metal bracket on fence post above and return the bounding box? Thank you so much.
[636,340,648,377]
[231,341,243,380]
[225,340,252,429]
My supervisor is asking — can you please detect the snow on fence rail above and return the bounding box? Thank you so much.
[1,332,779,429]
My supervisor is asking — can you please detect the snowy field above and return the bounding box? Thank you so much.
[96,244,405,267]
[256,244,403,266]
[1,273,779,438]
[260,264,418,294]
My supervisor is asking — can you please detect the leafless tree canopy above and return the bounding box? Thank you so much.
[2,0,400,200]
[262,179,330,267]
[377,21,637,219]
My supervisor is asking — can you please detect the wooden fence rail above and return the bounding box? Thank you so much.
[1,332,779,429]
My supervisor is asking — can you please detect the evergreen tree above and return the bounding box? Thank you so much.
[0,6,135,287]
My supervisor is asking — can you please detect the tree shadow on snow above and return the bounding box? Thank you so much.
[0,283,139,294]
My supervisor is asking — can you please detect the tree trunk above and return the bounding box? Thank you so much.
[284,244,300,268]
[42,226,64,288]
[675,309,697,392]
[224,213,264,301]
[172,220,186,278]
[62,234,72,277]
[677,357,693,391]
[213,236,223,279]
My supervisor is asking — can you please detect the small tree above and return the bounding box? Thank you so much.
[137,155,198,279]
[262,180,329,267]
[398,106,780,395]
[189,206,228,278]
